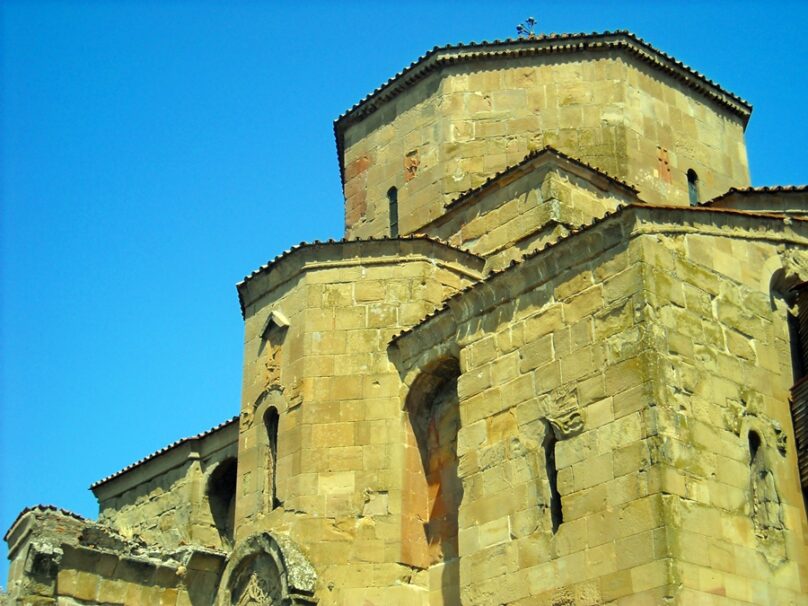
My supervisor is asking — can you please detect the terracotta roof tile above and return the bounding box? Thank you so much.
[4,505,87,542]
[701,185,808,207]
[90,416,238,490]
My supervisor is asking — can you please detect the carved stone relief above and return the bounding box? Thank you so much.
[536,387,585,440]
[727,388,788,458]
[230,556,283,606]
[748,435,787,568]
[258,310,289,392]
[235,573,271,606]
[215,532,317,606]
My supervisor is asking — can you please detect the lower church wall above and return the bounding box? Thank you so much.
[391,209,808,604]
[642,229,808,604]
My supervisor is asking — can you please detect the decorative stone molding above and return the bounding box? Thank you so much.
[538,388,585,439]
[728,389,788,459]
[546,409,584,439]
[260,310,290,340]
[215,532,317,606]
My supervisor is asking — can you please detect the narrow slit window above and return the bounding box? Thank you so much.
[687,169,700,206]
[264,407,280,509]
[388,187,399,238]
[749,430,761,463]
[544,425,563,533]
[788,310,806,382]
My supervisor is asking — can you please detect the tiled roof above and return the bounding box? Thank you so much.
[333,31,753,186]
[237,234,484,316]
[444,145,639,212]
[4,504,87,541]
[90,416,239,490]
[701,185,808,207]
[389,204,807,344]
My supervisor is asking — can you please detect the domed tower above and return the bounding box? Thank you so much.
[335,31,752,239]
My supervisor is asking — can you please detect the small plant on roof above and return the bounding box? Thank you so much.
[516,16,537,39]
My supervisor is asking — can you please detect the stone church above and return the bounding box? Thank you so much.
[5,30,808,605]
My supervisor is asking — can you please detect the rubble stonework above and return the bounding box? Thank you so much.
[6,31,808,605]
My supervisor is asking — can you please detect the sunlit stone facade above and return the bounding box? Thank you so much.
[5,31,808,606]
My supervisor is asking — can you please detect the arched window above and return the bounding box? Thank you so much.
[208,458,238,548]
[387,187,399,238]
[264,407,280,510]
[687,169,700,206]
[543,423,563,533]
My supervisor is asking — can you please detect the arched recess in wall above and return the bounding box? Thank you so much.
[401,357,462,573]
[770,268,808,506]
[743,425,787,566]
[208,457,238,549]
[252,388,288,515]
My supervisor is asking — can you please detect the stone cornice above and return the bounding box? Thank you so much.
[237,236,485,318]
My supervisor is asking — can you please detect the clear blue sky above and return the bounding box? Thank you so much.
[1,0,806,585]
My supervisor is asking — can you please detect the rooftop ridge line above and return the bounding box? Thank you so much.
[390,204,808,345]
[332,31,753,187]
[90,416,239,490]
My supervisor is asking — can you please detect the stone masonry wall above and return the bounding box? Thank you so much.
[619,53,749,207]
[641,223,808,603]
[394,214,666,604]
[342,52,749,240]
[392,209,808,605]
[96,427,238,553]
[423,161,637,272]
[237,242,483,604]
[4,507,224,606]
[99,463,197,549]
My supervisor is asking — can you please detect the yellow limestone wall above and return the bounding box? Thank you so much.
[95,429,238,553]
[341,53,749,240]
[237,241,483,605]
[391,208,808,605]
[420,158,638,271]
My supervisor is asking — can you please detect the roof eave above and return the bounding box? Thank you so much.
[333,31,753,188]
